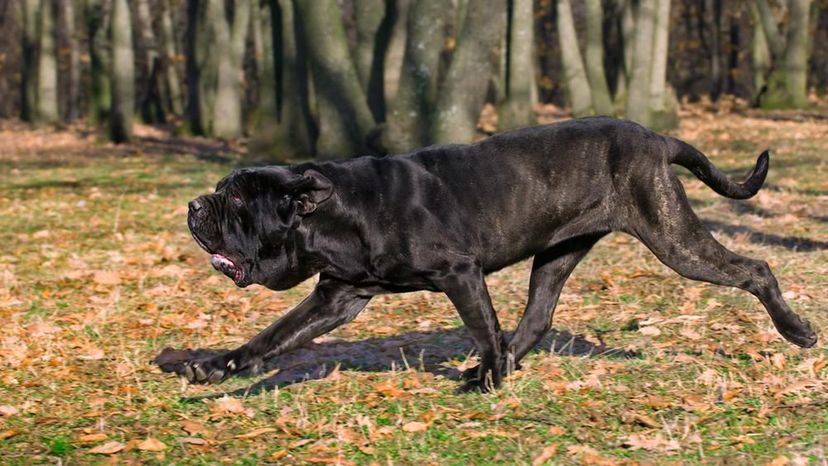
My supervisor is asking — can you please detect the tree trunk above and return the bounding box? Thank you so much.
[61,0,81,122]
[625,0,654,127]
[110,0,134,142]
[750,2,770,104]
[754,0,813,109]
[556,0,592,116]
[36,0,60,125]
[296,0,376,159]
[354,0,396,122]
[706,0,723,101]
[383,0,446,153]
[431,0,506,145]
[210,0,251,139]
[135,0,165,122]
[614,0,636,107]
[498,0,535,130]
[584,0,613,115]
[250,0,313,162]
[782,0,811,108]
[383,0,410,101]
[20,0,39,122]
[159,0,183,116]
[647,0,677,130]
[85,0,111,126]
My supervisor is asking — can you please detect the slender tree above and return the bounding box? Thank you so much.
[61,0,81,122]
[383,0,446,153]
[36,0,60,125]
[498,0,536,130]
[296,0,376,159]
[753,0,815,108]
[85,0,111,126]
[110,0,134,142]
[556,0,593,116]
[159,0,183,116]
[20,0,39,122]
[251,0,313,161]
[583,0,613,114]
[210,0,251,139]
[135,0,165,122]
[431,0,506,145]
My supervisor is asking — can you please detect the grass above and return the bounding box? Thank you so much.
[0,113,826,464]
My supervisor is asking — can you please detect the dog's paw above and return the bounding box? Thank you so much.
[153,348,242,385]
[781,317,818,348]
[181,355,238,384]
[460,358,521,381]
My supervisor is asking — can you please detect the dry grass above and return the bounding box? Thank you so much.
[0,113,826,464]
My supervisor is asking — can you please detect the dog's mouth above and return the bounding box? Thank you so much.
[210,254,243,284]
[191,231,246,286]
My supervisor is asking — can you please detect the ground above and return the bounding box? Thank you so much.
[0,110,826,465]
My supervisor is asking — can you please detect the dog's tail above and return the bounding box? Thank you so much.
[668,139,768,200]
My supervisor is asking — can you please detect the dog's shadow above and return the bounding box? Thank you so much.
[155,328,638,400]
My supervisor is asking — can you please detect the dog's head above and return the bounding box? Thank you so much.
[187,167,333,288]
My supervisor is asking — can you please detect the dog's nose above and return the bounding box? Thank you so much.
[189,199,202,213]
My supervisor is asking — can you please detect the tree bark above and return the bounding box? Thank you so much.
[647,0,678,130]
[250,0,315,162]
[135,0,165,122]
[753,0,814,108]
[110,0,134,142]
[556,0,596,117]
[61,0,81,122]
[85,0,111,125]
[36,0,60,125]
[583,0,613,115]
[625,0,654,127]
[706,0,723,101]
[498,0,535,130]
[431,0,506,145]
[20,0,39,122]
[159,0,183,116]
[383,0,446,153]
[296,0,376,159]
[210,0,251,139]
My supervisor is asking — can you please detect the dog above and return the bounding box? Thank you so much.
[160,117,817,392]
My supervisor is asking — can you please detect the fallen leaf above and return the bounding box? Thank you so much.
[305,457,354,465]
[271,450,288,460]
[767,455,789,466]
[93,271,122,285]
[623,433,680,452]
[402,421,428,433]
[532,444,558,466]
[89,441,126,455]
[234,427,277,439]
[639,326,662,336]
[180,437,207,445]
[547,425,566,436]
[137,437,167,451]
[0,405,18,416]
[78,433,108,443]
[210,396,247,418]
[181,420,209,436]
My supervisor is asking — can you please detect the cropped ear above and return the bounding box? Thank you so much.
[286,169,333,215]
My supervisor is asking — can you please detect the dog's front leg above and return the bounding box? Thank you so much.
[435,261,505,393]
[174,277,372,384]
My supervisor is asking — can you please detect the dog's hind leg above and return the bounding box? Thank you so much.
[508,235,604,364]
[629,172,817,348]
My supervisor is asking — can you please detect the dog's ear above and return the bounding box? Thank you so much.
[285,170,333,215]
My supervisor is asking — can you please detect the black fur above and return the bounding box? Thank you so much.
[161,117,817,392]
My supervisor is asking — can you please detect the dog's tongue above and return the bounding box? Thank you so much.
[210,254,238,281]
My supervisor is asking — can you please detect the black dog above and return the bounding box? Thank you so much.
[162,117,817,392]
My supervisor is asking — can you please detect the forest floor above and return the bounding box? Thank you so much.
[0,109,826,465]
